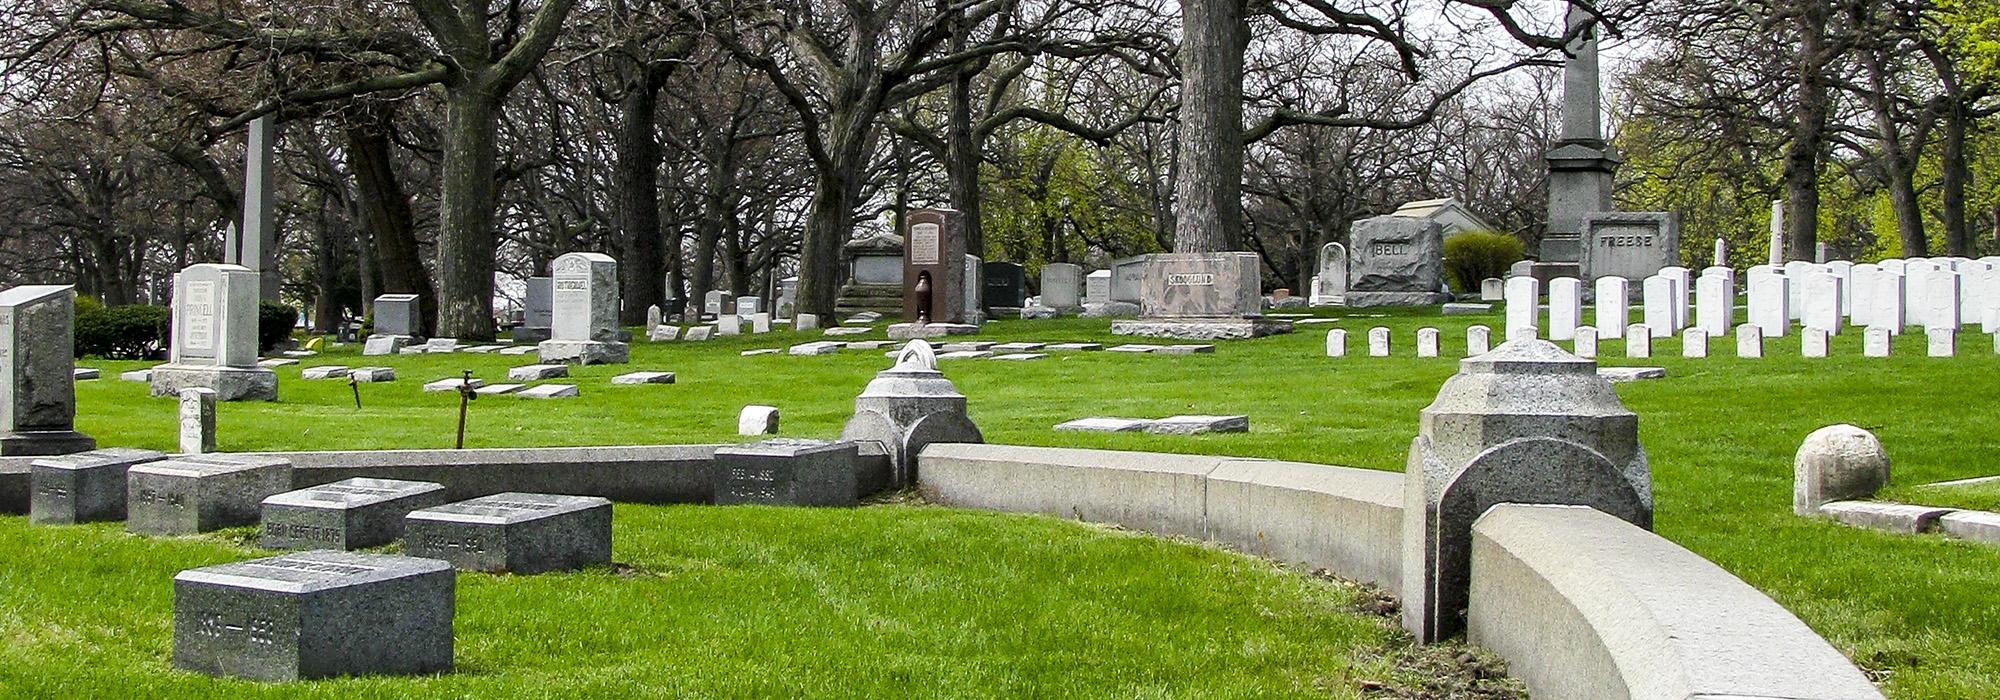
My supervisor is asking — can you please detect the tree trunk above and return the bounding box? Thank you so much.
[1940,101,1971,256]
[799,167,859,317]
[1782,4,1830,263]
[1171,0,1248,253]
[312,202,343,332]
[615,85,665,324]
[435,88,501,340]
[344,106,436,334]
[946,7,982,259]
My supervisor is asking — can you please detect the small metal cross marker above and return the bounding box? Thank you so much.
[454,369,477,449]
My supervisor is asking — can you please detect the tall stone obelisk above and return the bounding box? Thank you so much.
[1541,4,1620,277]
[227,116,281,301]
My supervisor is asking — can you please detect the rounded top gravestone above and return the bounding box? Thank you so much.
[1793,425,1890,516]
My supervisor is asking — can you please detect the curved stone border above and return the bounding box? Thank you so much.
[917,443,1884,700]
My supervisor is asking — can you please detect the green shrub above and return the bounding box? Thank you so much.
[74,294,104,318]
[74,304,170,359]
[258,301,298,352]
[1442,231,1527,293]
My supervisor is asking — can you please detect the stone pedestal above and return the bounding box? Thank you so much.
[840,341,983,487]
[153,264,275,401]
[172,551,454,681]
[148,365,277,402]
[1544,142,1620,263]
[1401,339,1651,643]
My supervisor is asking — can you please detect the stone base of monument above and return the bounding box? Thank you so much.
[404,493,612,574]
[1081,301,1141,318]
[361,334,412,356]
[0,430,97,457]
[128,455,293,536]
[172,550,454,682]
[1110,318,1293,340]
[1344,291,1453,308]
[1019,306,1063,320]
[148,365,278,402]
[1515,261,1581,287]
[536,340,629,365]
[713,439,862,507]
[886,323,979,340]
[261,478,449,550]
[511,327,551,343]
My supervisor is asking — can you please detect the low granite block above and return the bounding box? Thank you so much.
[261,478,449,550]
[397,347,428,355]
[498,346,538,355]
[1145,415,1249,435]
[474,384,525,396]
[256,359,298,368]
[128,455,293,535]
[349,367,396,382]
[1054,418,1154,432]
[422,377,481,393]
[300,366,350,380]
[790,342,843,356]
[30,448,167,524]
[1939,510,2000,545]
[1818,500,1954,534]
[990,342,1046,352]
[405,492,612,574]
[1,460,27,513]
[990,353,1047,361]
[1159,344,1216,355]
[73,367,102,380]
[462,345,503,354]
[1442,303,1494,315]
[120,369,154,382]
[1046,343,1103,352]
[516,385,579,399]
[173,550,454,681]
[822,326,870,337]
[712,439,860,507]
[507,364,568,382]
[610,371,676,385]
[842,341,893,351]
[939,341,998,352]
[936,351,993,359]
[1106,344,1163,353]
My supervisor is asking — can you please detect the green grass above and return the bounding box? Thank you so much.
[13,307,2000,698]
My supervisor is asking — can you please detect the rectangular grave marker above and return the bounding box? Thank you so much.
[173,550,453,681]
[128,455,291,535]
[404,492,611,574]
[712,439,861,507]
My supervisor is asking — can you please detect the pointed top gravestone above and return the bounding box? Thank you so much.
[0,285,96,455]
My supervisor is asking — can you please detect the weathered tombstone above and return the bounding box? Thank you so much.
[1694,270,1732,336]
[734,297,762,318]
[712,439,861,507]
[404,493,612,573]
[646,304,662,331]
[839,341,982,486]
[372,293,421,338]
[1767,200,1785,266]
[1793,425,1889,515]
[28,448,165,524]
[1593,276,1628,339]
[0,285,96,455]
[1401,339,1651,642]
[127,455,291,535]
[1642,275,1676,338]
[151,264,277,401]
[1466,325,1491,355]
[1580,212,1680,282]
[1109,255,1150,303]
[1916,269,1961,331]
[1827,259,1856,318]
[1480,278,1504,302]
[1928,328,1955,357]
[1326,329,1348,357]
[1115,252,1286,339]
[1803,272,1844,335]
[1368,327,1391,356]
[1802,328,1829,358]
[1504,276,1540,340]
[517,277,553,341]
[1864,327,1892,357]
[1346,216,1450,307]
[172,550,453,681]
[1626,324,1651,357]
[1416,328,1441,357]
[1784,261,1817,321]
[984,261,1028,310]
[1040,263,1083,310]
[901,209,971,324]
[538,252,628,365]
[703,290,732,317]
[1749,273,1790,338]
[1311,243,1349,305]
[1682,328,1708,358]
[1713,237,1728,267]
[1085,270,1112,304]
[260,478,448,550]
[738,405,779,435]
[1736,324,1764,358]
[837,231,905,318]
[1572,326,1598,358]
[179,388,217,454]
[962,254,985,322]
[1660,266,1693,330]
[1547,278,1582,341]
[1869,270,1907,334]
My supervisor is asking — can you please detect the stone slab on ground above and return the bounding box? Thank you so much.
[1295,318,1340,325]
[127,455,292,535]
[1110,319,1292,340]
[939,341,998,352]
[73,367,101,380]
[887,322,979,340]
[260,477,449,550]
[1046,343,1103,352]
[1055,417,1155,432]
[824,326,873,337]
[1159,344,1216,355]
[461,345,503,354]
[740,349,781,356]
[790,342,843,356]
[1145,415,1249,435]
[349,367,395,382]
[507,364,569,382]
[990,342,1047,352]
[1442,303,1494,315]
[1817,500,1954,534]
[422,377,481,393]
[300,366,350,380]
[516,384,579,399]
[499,346,538,355]
[171,550,453,681]
[1598,367,1666,383]
[990,353,1047,361]
[843,341,894,351]
[255,359,297,368]
[711,439,860,507]
[1106,344,1163,353]
[404,492,613,574]
[937,350,993,359]
[120,369,153,382]
[610,371,676,385]
[473,384,525,396]
[1939,510,2000,545]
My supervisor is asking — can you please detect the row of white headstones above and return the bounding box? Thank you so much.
[1324,322,1989,359]
[1501,256,2000,343]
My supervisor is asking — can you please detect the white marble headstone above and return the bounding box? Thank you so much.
[1594,277,1628,339]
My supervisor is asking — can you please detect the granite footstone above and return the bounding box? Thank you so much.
[29,448,167,524]
[128,455,292,535]
[610,371,675,385]
[260,478,449,550]
[1055,417,1155,432]
[712,439,861,507]
[404,492,612,574]
[1144,415,1248,435]
[516,384,578,399]
[506,364,568,382]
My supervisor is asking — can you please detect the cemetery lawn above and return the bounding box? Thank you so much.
[23,310,2000,698]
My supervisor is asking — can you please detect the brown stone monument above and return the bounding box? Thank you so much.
[901,209,969,324]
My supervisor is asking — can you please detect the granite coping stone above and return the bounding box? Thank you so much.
[172,550,454,681]
[73,367,102,380]
[120,369,153,382]
[422,377,481,392]
[349,367,396,382]
[404,492,612,574]
[261,477,449,550]
[711,439,861,507]
[1939,510,2000,544]
[300,366,350,380]
[1817,500,1955,534]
